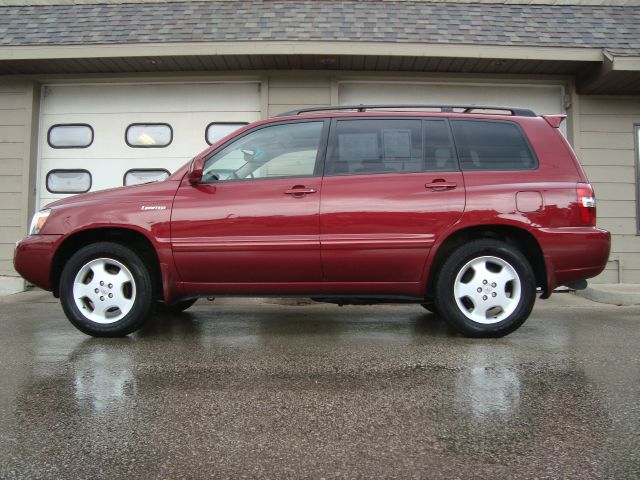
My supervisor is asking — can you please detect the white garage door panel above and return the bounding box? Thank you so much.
[38,82,261,208]
[41,111,252,159]
[43,83,261,114]
[339,82,564,116]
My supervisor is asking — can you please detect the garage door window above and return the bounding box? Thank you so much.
[126,124,172,148]
[206,122,248,145]
[46,170,92,193]
[47,124,93,149]
[124,169,170,186]
[450,120,537,171]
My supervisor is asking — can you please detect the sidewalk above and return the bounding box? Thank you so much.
[575,283,640,306]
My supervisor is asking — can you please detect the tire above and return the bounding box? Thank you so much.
[59,242,155,337]
[158,298,198,313]
[434,239,536,338]
[421,303,439,315]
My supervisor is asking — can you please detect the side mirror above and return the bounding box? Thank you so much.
[187,157,205,185]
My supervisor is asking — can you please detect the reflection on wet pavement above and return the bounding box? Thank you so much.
[0,293,638,478]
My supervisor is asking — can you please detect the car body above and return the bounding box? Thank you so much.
[14,105,611,337]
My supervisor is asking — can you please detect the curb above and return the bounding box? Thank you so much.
[575,286,640,306]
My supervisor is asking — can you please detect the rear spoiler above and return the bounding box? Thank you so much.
[542,115,567,128]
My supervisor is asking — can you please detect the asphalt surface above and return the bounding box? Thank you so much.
[0,291,638,479]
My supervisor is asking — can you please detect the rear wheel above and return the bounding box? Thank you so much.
[435,239,536,337]
[59,242,154,337]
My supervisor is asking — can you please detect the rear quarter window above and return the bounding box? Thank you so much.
[450,120,537,171]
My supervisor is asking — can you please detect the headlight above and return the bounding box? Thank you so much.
[29,209,51,235]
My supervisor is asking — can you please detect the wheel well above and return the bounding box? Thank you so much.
[50,228,162,299]
[425,225,547,299]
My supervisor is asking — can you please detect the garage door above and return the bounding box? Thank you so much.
[37,82,261,208]
[339,81,565,128]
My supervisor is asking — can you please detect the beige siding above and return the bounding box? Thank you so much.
[0,81,37,278]
[576,95,640,284]
[267,76,332,117]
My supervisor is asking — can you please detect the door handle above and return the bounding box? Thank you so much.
[425,180,457,191]
[284,186,316,196]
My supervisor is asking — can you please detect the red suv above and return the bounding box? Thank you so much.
[14,105,610,338]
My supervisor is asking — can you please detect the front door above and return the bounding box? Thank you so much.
[320,118,465,284]
[171,120,328,285]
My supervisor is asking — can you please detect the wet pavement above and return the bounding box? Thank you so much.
[0,291,638,479]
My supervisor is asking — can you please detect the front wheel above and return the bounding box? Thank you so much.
[435,239,536,338]
[59,242,155,337]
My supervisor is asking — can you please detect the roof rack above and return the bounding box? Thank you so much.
[276,104,537,118]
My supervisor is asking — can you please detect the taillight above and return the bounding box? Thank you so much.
[577,183,596,226]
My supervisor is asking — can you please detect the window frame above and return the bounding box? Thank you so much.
[635,123,640,235]
[47,123,94,149]
[324,116,461,177]
[205,122,249,146]
[122,168,171,186]
[45,169,92,194]
[449,118,539,172]
[125,123,173,148]
[201,118,330,184]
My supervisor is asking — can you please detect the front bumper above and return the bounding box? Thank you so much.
[534,227,611,292]
[14,235,63,291]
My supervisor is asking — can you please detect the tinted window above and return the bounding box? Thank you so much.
[451,120,537,171]
[126,124,172,148]
[328,119,423,175]
[202,121,323,182]
[424,120,456,171]
[46,170,91,193]
[48,124,93,148]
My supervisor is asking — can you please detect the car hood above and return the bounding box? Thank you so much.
[44,179,182,210]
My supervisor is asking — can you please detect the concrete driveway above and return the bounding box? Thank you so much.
[0,291,638,479]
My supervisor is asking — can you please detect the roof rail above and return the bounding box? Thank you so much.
[276,104,537,118]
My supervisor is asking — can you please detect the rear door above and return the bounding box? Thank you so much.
[320,117,465,283]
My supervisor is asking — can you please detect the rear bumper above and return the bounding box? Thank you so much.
[534,227,611,292]
[13,234,62,291]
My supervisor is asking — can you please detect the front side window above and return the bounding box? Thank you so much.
[202,121,324,183]
[126,124,172,148]
[48,124,93,148]
[450,120,537,171]
[327,119,423,175]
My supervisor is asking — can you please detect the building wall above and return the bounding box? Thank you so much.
[0,80,37,293]
[575,95,640,283]
[0,74,639,290]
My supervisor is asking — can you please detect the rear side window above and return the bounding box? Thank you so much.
[328,119,423,175]
[450,120,537,171]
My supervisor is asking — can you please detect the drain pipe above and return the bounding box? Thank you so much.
[608,258,622,283]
